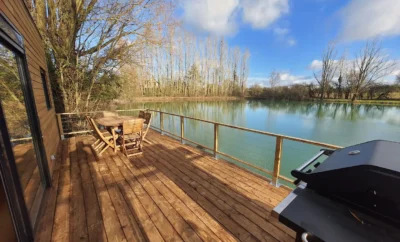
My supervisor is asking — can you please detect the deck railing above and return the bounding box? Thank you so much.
[55,109,342,187]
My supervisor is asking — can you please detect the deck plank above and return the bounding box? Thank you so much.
[144,140,294,241]
[107,149,165,242]
[99,148,147,242]
[34,143,62,242]
[69,137,89,242]
[82,139,126,242]
[35,131,294,242]
[78,140,108,242]
[51,139,71,242]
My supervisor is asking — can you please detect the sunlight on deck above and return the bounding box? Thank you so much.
[35,130,295,242]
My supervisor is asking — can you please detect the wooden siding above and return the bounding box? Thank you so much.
[0,0,60,173]
[35,130,295,242]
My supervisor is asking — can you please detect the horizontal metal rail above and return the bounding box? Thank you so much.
[56,108,343,187]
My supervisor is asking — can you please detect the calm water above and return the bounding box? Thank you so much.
[119,100,400,185]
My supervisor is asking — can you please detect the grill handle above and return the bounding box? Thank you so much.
[292,149,334,185]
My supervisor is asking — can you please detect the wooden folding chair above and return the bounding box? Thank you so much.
[138,110,145,119]
[89,118,116,156]
[142,112,152,141]
[119,119,144,157]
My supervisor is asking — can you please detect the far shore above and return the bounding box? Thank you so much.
[114,96,243,103]
[113,96,400,106]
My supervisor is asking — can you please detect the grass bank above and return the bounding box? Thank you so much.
[321,99,400,105]
[114,96,243,103]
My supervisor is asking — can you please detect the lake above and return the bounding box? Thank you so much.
[118,100,400,186]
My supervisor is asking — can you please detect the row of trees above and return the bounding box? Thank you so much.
[118,30,250,100]
[27,0,250,112]
[249,40,399,102]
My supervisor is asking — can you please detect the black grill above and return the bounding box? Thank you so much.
[291,140,400,227]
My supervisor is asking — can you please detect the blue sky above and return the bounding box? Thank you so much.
[180,0,400,86]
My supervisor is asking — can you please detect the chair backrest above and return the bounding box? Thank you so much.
[144,112,152,125]
[86,116,94,131]
[123,119,144,135]
[102,111,118,117]
[89,118,115,147]
[138,111,145,119]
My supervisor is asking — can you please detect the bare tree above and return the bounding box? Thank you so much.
[269,70,280,88]
[29,0,172,112]
[314,43,338,100]
[349,39,396,101]
[396,74,400,86]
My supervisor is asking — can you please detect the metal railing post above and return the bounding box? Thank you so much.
[160,112,164,135]
[271,136,283,187]
[56,114,65,140]
[180,116,184,144]
[213,123,219,159]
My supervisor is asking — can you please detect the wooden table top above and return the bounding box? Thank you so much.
[95,116,145,127]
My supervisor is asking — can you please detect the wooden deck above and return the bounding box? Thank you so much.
[34,130,295,242]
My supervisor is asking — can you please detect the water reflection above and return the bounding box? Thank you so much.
[120,100,400,184]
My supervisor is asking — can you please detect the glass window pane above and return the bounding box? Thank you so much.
[0,42,41,221]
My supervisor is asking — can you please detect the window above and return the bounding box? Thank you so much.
[40,68,52,110]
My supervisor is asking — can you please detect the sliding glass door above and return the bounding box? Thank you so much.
[0,13,50,241]
[0,42,43,218]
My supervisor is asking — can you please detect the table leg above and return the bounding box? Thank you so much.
[112,128,117,153]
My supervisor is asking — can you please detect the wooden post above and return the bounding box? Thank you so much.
[180,116,184,144]
[271,136,283,187]
[160,112,164,135]
[213,123,219,159]
[56,114,64,140]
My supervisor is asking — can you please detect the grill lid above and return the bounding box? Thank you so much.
[312,140,400,173]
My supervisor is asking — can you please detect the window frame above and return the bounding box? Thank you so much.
[40,68,52,110]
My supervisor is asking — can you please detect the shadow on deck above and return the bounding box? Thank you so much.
[35,130,295,242]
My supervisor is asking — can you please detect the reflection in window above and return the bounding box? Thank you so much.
[0,43,41,221]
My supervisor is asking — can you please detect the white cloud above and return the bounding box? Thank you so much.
[182,0,239,35]
[309,60,323,70]
[242,0,289,28]
[248,72,314,87]
[339,0,400,41]
[182,0,289,35]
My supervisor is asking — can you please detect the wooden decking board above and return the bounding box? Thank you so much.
[99,148,146,242]
[141,148,258,242]
[81,139,126,242]
[107,150,185,242]
[34,144,62,242]
[147,135,273,215]
[79,141,108,242]
[133,155,238,242]
[133,155,223,242]
[108,148,166,242]
[144,144,280,242]
[151,131,290,198]
[114,150,207,242]
[34,131,294,242]
[144,140,294,241]
[149,132,288,202]
[148,133,295,238]
[51,139,71,242]
[69,137,89,242]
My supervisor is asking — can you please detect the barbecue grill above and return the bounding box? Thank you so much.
[272,140,400,242]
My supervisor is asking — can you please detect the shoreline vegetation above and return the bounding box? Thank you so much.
[114,95,400,106]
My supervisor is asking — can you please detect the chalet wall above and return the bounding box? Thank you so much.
[0,0,60,173]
